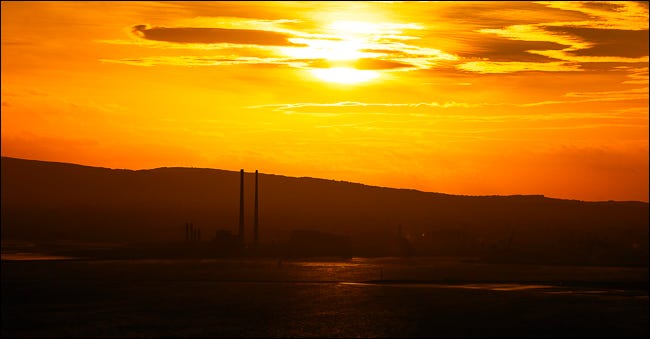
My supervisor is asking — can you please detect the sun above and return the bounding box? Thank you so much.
[310,67,379,84]
[283,38,370,61]
[279,20,387,84]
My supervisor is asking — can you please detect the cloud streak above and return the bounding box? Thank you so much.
[131,24,302,46]
[247,101,486,113]
[99,56,312,68]
[457,61,582,73]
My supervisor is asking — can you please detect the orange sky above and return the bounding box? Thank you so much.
[1,1,648,202]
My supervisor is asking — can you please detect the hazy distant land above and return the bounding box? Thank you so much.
[1,156,648,266]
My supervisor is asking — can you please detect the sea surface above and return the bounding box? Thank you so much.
[1,249,648,337]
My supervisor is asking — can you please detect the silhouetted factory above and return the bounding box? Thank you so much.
[207,169,259,254]
[184,168,351,258]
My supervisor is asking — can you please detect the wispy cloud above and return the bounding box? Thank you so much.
[100,1,647,76]
[538,1,649,30]
[248,97,649,121]
[457,61,581,73]
[622,67,649,85]
[247,101,485,113]
[100,12,459,73]
[455,1,649,74]
[519,86,649,107]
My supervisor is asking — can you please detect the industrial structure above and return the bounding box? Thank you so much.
[237,168,259,247]
[200,169,260,254]
[185,222,201,242]
[239,169,245,245]
[254,170,259,248]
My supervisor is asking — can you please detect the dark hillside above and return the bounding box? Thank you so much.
[2,157,647,265]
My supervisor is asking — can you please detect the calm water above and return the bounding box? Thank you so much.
[2,256,648,337]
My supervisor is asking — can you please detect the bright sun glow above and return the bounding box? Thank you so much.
[284,38,371,61]
[328,21,380,35]
[310,67,379,84]
[281,20,386,84]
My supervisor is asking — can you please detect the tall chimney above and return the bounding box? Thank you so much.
[239,169,244,245]
[254,170,259,248]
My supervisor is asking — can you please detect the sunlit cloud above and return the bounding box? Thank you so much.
[281,38,377,61]
[457,61,581,73]
[459,2,649,74]
[479,24,592,51]
[309,58,416,70]
[278,20,457,71]
[100,15,458,75]
[327,20,424,35]
[538,1,649,30]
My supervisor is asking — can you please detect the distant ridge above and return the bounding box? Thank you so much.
[0,156,609,201]
[2,156,648,265]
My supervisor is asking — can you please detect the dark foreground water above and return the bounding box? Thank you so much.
[2,257,648,337]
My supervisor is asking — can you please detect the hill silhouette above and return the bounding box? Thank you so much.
[1,156,647,265]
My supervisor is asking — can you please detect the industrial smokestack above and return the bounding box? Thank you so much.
[254,170,259,248]
[239,169,244,245]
